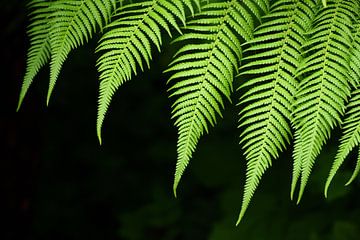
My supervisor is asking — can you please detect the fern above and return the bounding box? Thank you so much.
[325,89,360,195]
[324,20,360,196]
[237,0,316,223]
[18,0,360,224]
[291,0,356,202]
[166,0,267,199]
[96,0,198,143]
[17,0,53,110]
[47,0,116,104]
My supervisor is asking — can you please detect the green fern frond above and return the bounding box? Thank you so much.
[324,20,360,196]
[47,0,116,105]
[348,22,360,89]
[17,0,53,110]
[237,0,316,223]
[96,0,198,144]
[291,0,356,203]
[167,0,267,199]
[325,89,360,196]
[347,148,360,184]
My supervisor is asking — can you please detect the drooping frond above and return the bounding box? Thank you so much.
[325,89,360,195]
[96,0,198,144]
[47,0,116,104]
[348,21,360,89]
[237,0,316,223]
[291,0,356,203]
[18,0,53,110]
[324,21,360,196]
[167,0,268,199]
[348,148,360,184]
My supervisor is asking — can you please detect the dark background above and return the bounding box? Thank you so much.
[2,1,360,239]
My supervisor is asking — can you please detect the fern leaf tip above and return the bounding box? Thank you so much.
[16,100,23,112]
[236,209,245,226]
[345,179,353,186]
[296,192,303,205]
[97,130,103,146]
[324,179,332,198]
[173,182,178,198]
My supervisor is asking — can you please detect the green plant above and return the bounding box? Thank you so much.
[18,0,360,224]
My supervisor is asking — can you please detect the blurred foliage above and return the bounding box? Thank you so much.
[3,1,360,239]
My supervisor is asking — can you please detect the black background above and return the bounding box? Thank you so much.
[2,1,360,239]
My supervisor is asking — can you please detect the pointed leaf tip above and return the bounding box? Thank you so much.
[46,90,52,107]
[16,100,22,112]
[235,216,242,226]
[97,129,103,146]
[173,181,179,198]
[296,190,304,205]
[290,181,298,201]
[324,179,331,198]
[236,203,248,226]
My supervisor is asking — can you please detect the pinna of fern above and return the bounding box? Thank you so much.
[324,18,360,196]
[96,0,200,144]
[236,0,317,223]
[166,0,268,198]
[18,0,117,109]
[291,0,357,203]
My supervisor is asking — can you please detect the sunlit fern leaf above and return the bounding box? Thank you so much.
[324,21,360,196]
[325,89,360,196]
[348,22,360,89]
[96,0,198,144]
[291,0,356,203]
[17,0,53,110]
[237,0,316,224]
[167,0,267,199]
[348,148,360,184]
[47,0,116,105]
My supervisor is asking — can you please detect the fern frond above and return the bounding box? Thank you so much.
[324,20,360,196]
[47,0,116,104]
[348,22,360,89]
[18,0,53,110]
[96,0,198,144]
[167,0,267,199]
[291,0,356,203]
[347,148,360,184]
[325,89,360,196]
[237,0,316,223]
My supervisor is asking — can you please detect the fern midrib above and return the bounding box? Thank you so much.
[179,1,235,159]
[101,0,159,84]
[298,0,342,199]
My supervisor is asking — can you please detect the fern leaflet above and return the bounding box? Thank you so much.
[47,0,116,104]
[237,0,316,223]
[96,0,198,144]
[18,0,53,110]
[325,89,360,195]
[167,0,268,199]
[291,0,355,202]
[324,20,360,196]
